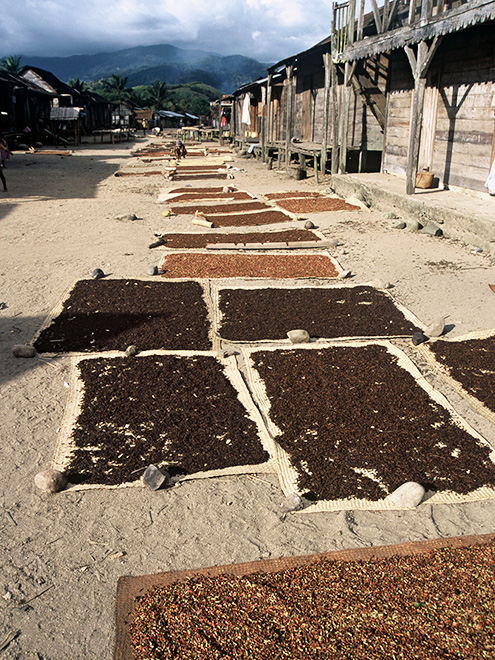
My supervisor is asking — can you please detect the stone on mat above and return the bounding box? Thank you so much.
[304,220,315,229]
[91,268,105,279]
[12,344,37,358]
[338,270,352,279]
[147,265,158,276]
[328,238,339,248]
[425,316,446,338]
[34,469,67,493]
[411,332,428,346]
[388,481,425,508]
[281,492,304,513]
[125,345,139,357]
[287,329,310,344]
[368,279,392,290]
[142,464,170,490]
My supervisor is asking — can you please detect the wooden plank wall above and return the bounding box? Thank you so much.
[383,22,495,191]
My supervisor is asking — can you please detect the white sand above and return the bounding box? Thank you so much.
[1,134,495,659]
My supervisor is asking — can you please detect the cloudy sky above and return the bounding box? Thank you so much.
[1,0,334,62]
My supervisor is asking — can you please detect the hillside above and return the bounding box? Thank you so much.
[23,44,268,94]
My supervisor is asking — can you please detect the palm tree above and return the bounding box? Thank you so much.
[68,77,87,94]
[103,73,130,102]
[146,80,168,110]
[0,55,22,74]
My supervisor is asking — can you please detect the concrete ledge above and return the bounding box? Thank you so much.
[331,173,495,249]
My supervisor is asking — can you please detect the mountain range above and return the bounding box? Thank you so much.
[23,44,269,94]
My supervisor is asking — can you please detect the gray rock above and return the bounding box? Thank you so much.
[12,344,37,358]
[91,268,105,279]
[338,270,352,279]
[421,222,443,237]
[115,213,138,221]
[411,332,428,346]
[327,238,340,249]
[142,465,170,490]
[304,220,315,229]
[147,265,158,276]
[382,211,398,220]
[125,345,139,357]
[407,220,422,232]
[287,329,310,344]
[390,220,407,230]
[34,469,67,493]
[149,238,165,249]
[388,482,425,508]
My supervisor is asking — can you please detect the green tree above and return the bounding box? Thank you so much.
[68,77,87,93]
[102,73,130,102]
[146,80,167,110]
[0,55,22,74]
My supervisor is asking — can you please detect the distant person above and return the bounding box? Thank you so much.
[174,139,187,160]
[0,138,12,192]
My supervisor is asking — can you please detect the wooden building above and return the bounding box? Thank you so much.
[0,70,54,143]
[333,0,495,193]
[231,0,495,194]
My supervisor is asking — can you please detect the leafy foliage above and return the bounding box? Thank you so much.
[0,55,22,74]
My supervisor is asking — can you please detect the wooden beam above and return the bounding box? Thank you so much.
[384,0,400,30]
[321,51,332,173]
[345,0,495,62]
[261,84,266,161]
[330,23,340,174]
[284,65,294,168]
[265,74,272,159]
[357,0,365,39]
[339,62,352,172]
[404,37,441,194]
[370,0,383,33]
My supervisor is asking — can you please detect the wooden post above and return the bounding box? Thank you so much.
[338,0,356,173]
[321,51,332,174]
[330,9,340,175]
[284,64,294,168]
[404,37,442,194]
[265,74,273,162]
[261,84,266,162]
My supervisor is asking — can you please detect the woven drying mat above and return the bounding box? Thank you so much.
[158,192,252,203]
[31,149,73,156]
[416,329,495,425]
[167,186,229,194]
[171,201,270,215]
[159,251,340,279]
[275,197,361,213]
[115,170,162,177]
[31,278,216,355]
[170,173,229,181]
[114,531,495,660]
[203,209,293,226]
[157,229,323,250]
[211,283,422,342]
[265,191,324,199]
[54,352,278,490]
[242,341,495,512]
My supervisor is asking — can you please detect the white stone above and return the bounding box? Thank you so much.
[287,329,310,344]
[388,482,425,508]
[281,492,304,513]
[425,316,446,337]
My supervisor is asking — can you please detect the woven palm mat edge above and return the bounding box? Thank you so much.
[53,352,278,491]
[29,277,220,356]
[209,280,424,342]
[241,340,495,512]
[114,531,495,660]
[416,329,495,426]
[159,250,343,279]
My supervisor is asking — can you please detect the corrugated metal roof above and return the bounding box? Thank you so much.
[50,107,82,120]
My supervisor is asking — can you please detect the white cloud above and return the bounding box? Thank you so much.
[0,0,332,62]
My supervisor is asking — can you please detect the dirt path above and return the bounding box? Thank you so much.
[1,136,494,659]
